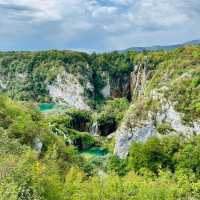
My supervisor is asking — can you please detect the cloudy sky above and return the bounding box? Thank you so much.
[0,0,199,52]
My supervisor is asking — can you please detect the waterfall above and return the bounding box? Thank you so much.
[90,121,98,136]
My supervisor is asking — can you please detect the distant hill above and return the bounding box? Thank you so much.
[122,39,200,52]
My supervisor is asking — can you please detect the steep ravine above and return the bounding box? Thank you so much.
[114,47,200,158]
[0,47,200,160]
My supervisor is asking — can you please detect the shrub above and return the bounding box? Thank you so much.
[66,128,95,150]
[128,136,181,173]
[106,155,128,176]
[65,109,92,132]
[97,98,129,136]
[156,123,174,135]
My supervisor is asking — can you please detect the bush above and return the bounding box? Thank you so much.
[128,136,181,173]
[65,109,92,132]
[97,98,129,136]
[174,136,200,177]
[156,123,174,135]
[106,155,128,176]
[66,128,95,150]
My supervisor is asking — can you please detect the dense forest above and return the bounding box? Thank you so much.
[1,45,200,199]
[0,50,133,104]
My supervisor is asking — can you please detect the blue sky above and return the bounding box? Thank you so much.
[0,0,200,52]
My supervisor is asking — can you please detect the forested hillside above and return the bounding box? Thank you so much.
[1,45,200,200]
[0,50,133,108]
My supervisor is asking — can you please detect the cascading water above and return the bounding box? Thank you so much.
[90,121,99,136]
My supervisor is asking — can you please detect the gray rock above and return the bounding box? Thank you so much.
[114,121,156,158]
[131,64,152,99]
[114,99,200,158]
[193,121,200,133]
[48,72,91,110]
[157,104,199,136]
[0,80,7,89]
[33,138,43,153]
[100,77,111,99]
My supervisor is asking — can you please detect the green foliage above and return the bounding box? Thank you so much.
[174,136,200,177]
[97,98,129,136]
[0,98,200,199]
[47,109,95,150]
[171,72,200,123]
[0,95,48,145]
[0,50,135,106]
[66,128,95,150]
[106,155,128,176]
[156,123,175,135]
[1,45,200,199]
[91,51,133,77]
[49,108,92,132]
[144,46,200,123]
[127,134,200,182]
[80,157,105,176]
[128,136,181,173]
[65,109,92,132]
[0,51,92,102]
[89,51,135,106]
[48,114,72,131]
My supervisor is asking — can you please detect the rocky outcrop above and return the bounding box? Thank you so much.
[114,93,200,158]
[131,64,152,99]
[0,72,27,90]
[156,103,200,136]
[114,120,157,158]
[33,138,43,153]
[0,72,28,97]
[0,79,7,90]
[110,75,130,99]
[114,63,156,158]
[48,72,91,110]
[153,89,200,135]
[100,77,111,99]
[99,71,131,99]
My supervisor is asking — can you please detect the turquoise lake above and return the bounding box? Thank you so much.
[80,147,108,158]
[39,103,56,112]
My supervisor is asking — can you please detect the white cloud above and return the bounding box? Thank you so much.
[129,0,190,28]
[92,6,117,18]
[0,0,199,51]
[0,0,62,22]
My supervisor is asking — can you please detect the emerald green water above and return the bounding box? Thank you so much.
[80,147,108,158]
[38,104,108,159]
[39,103,55,112]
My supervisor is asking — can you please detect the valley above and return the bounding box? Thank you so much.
[0,45,200,199]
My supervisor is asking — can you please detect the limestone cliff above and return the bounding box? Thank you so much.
[114,47,200,158]
[0,48,199,157]
[48,72,92,110]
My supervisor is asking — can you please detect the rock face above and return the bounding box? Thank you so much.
[156,103,200,136]
[110,75,130,99]
[114,64,155,158]
[33,138,43,153]
[100,72,130,99]
[100,77,111,99]
[114,120,156,158]
[0,79,7,90]
[131,64,152,99]
[114,91,200,158]
[0,72,27,90]
[48,72,91,110]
